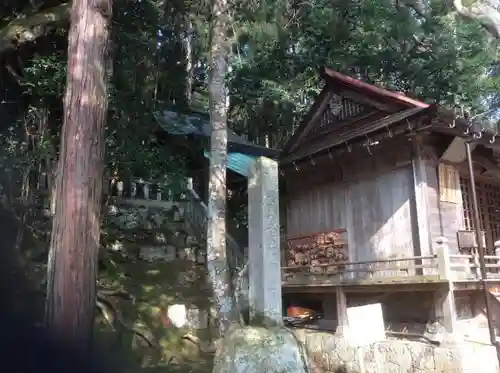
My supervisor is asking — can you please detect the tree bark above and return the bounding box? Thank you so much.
[45,0,112,355]
[206,0,236,336]
[183,20,194,106]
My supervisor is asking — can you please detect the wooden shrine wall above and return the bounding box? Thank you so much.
[285,165,417,262]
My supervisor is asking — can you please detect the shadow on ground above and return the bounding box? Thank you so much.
[94,258,214,373]
[0,201,214,373]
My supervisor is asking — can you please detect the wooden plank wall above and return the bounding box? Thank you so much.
[285,166,416,262]
[423,160,464,254]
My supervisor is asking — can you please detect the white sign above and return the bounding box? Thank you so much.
[346,303,385,346]
[167,304,208,329]
[167,304,187,328]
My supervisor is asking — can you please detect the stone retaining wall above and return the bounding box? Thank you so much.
[97,200,212,366]
[293,329,499,373]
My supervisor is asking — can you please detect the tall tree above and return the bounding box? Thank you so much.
[206,0,236,335]
[45,0,112,353]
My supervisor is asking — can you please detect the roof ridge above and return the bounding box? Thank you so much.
[324,68,429,109]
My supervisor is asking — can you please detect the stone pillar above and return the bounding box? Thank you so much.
[248,157,282,325]
[434,237,459,341]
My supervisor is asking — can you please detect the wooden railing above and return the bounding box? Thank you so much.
[282,230,445,287]
[184,178,246,274]
[184,179,207,237]
[282,236,500,287]
[36,171,184,202]
[449,253,500,281]
[106,177,183,202]
[282,255,440,286]
[104,175,247,290]
[103,175,246,273]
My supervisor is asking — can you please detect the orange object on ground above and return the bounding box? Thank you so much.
[287,306,314,318]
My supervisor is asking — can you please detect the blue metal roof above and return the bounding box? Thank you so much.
[203,151,256,178]
[154,107,280,159]
[154,108,248,145]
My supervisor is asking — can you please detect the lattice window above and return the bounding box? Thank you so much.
[312,94,369,134]
[478,184,489,237]
[341,97,366,119]
[460,177,500,248]
[483,183,500,243]
[329,95,343,116]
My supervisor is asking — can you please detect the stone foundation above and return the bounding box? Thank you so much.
[294,329,499,373]
[213,325,310,373]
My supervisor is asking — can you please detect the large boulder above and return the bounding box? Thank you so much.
[213,325,311,373]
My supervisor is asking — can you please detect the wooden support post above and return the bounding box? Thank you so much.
[336,287,349,336]
[494,242,500,276]
[412,138,432,262]
[473,250,482,280]
[434,237,459,340]
[321,297,337,332]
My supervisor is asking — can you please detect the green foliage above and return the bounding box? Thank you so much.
[5,0,499,159]
[227,0,500,147]
[22,54,66,98]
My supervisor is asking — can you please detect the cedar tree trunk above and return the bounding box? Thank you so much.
[45,0,112,355]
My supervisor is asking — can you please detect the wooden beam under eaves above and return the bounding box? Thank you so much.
[439,136,476,164]
[475,155,500,179]
[282,106,430,164]
[282,88,333,156]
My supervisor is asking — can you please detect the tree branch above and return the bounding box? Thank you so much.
[0,2,70,55]
[453,0,500,39]
[400,0,427,18]
[96,292,162,350]
[402,0,500,40]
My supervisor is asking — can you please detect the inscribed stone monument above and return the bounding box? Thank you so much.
[248,157,282,324]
